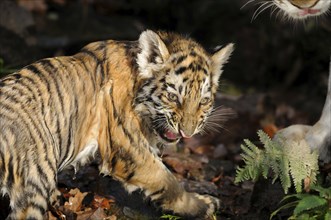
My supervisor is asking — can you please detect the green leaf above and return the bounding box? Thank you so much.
[310,185,331,200]
[293,195,327,216]
[160,214,181,220]
[279,193,309,204]
[270,201,299,220]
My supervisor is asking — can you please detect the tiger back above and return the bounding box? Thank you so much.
[0,30,234,219]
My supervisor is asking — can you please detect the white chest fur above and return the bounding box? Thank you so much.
[70,139,99,170]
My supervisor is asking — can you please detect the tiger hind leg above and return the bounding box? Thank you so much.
[6,173,58,220]
[7,191,49,220]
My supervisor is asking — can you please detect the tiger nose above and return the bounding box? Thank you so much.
[179,129,193,138]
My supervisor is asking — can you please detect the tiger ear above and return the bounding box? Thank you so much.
[211,43,234,86]
[137,30,170,78]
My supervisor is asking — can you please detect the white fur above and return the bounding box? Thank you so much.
[274,0,331,19]
[70,139,98,169]
[137,30,169,79]
[211,43,235,86]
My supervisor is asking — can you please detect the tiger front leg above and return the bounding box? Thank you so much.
[108,153,220,218]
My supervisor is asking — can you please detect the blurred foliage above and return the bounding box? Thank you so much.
[0,58,17,76]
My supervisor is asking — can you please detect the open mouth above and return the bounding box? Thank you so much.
[156,128,181,143]
[297,8,321,17]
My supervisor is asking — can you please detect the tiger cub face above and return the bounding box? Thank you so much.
[273,0,331,19]
[134,31,234,145]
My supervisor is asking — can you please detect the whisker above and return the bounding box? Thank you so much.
[251,1,273,21]
[241,0,256,10]
[270,5,279,18]
[255,3,274,19]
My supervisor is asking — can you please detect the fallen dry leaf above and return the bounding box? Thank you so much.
[303,177,311,193]
[76,208,94,220]
[64,188,88,212]
[88,207,107,219]
[211,174,223,183]
[163,153,202,176]
[92,195,114,210]
[262,123,278,138]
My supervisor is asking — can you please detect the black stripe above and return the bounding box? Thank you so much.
[110,94,135,144]
[12,73,22,80]
[96,41,107,52]
[36,164,51,191]
[176,55,187,65]
[1,98,57,174]
[25,64,51,93]
[19,76,45,115]
[29,202,47,214]
[0,147,4,180]
[26,180,47,197]
[126,171,135,181]
[79,59,96,92]
[7,153,14,187]
[80,49,100,63]
[166,83,176,90]
[175,66,186,75]
[202,68,208,75]
[149,187,165,197]
[111,155,118,170]
[59,116,74,168]
[66,116,73,153]
[38,59,65,115]
[149,86,157,94]
[188,63,195,72]
[55,117,62,160]
[107,106,113,152]
[0,134,10,183]
[195,64,203,72]
[178,85,183,94]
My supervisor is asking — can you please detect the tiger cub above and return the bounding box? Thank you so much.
[0,30,234,219]
[271,0,331,19]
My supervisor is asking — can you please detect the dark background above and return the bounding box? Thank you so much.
[0,1,330,219]
[1,0,330,97]
[1,0,330,146]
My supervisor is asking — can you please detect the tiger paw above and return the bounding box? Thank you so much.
[163,192,220,219]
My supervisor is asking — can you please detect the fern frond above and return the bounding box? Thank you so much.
[235,130,320,194]
[278,156,291,194]
[234,138,267,183]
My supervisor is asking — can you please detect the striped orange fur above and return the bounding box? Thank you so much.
[0,30,234,219]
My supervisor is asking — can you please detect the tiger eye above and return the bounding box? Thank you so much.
[168,93,178,102]
[200,97,211,105]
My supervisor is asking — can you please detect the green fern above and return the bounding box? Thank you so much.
[235,130,319,194]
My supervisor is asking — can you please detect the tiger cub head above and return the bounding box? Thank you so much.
[272,0,331,19]
[134,30,234,145]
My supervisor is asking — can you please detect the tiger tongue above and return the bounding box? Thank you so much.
[299,8,320,16]
[164,130,179,140]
